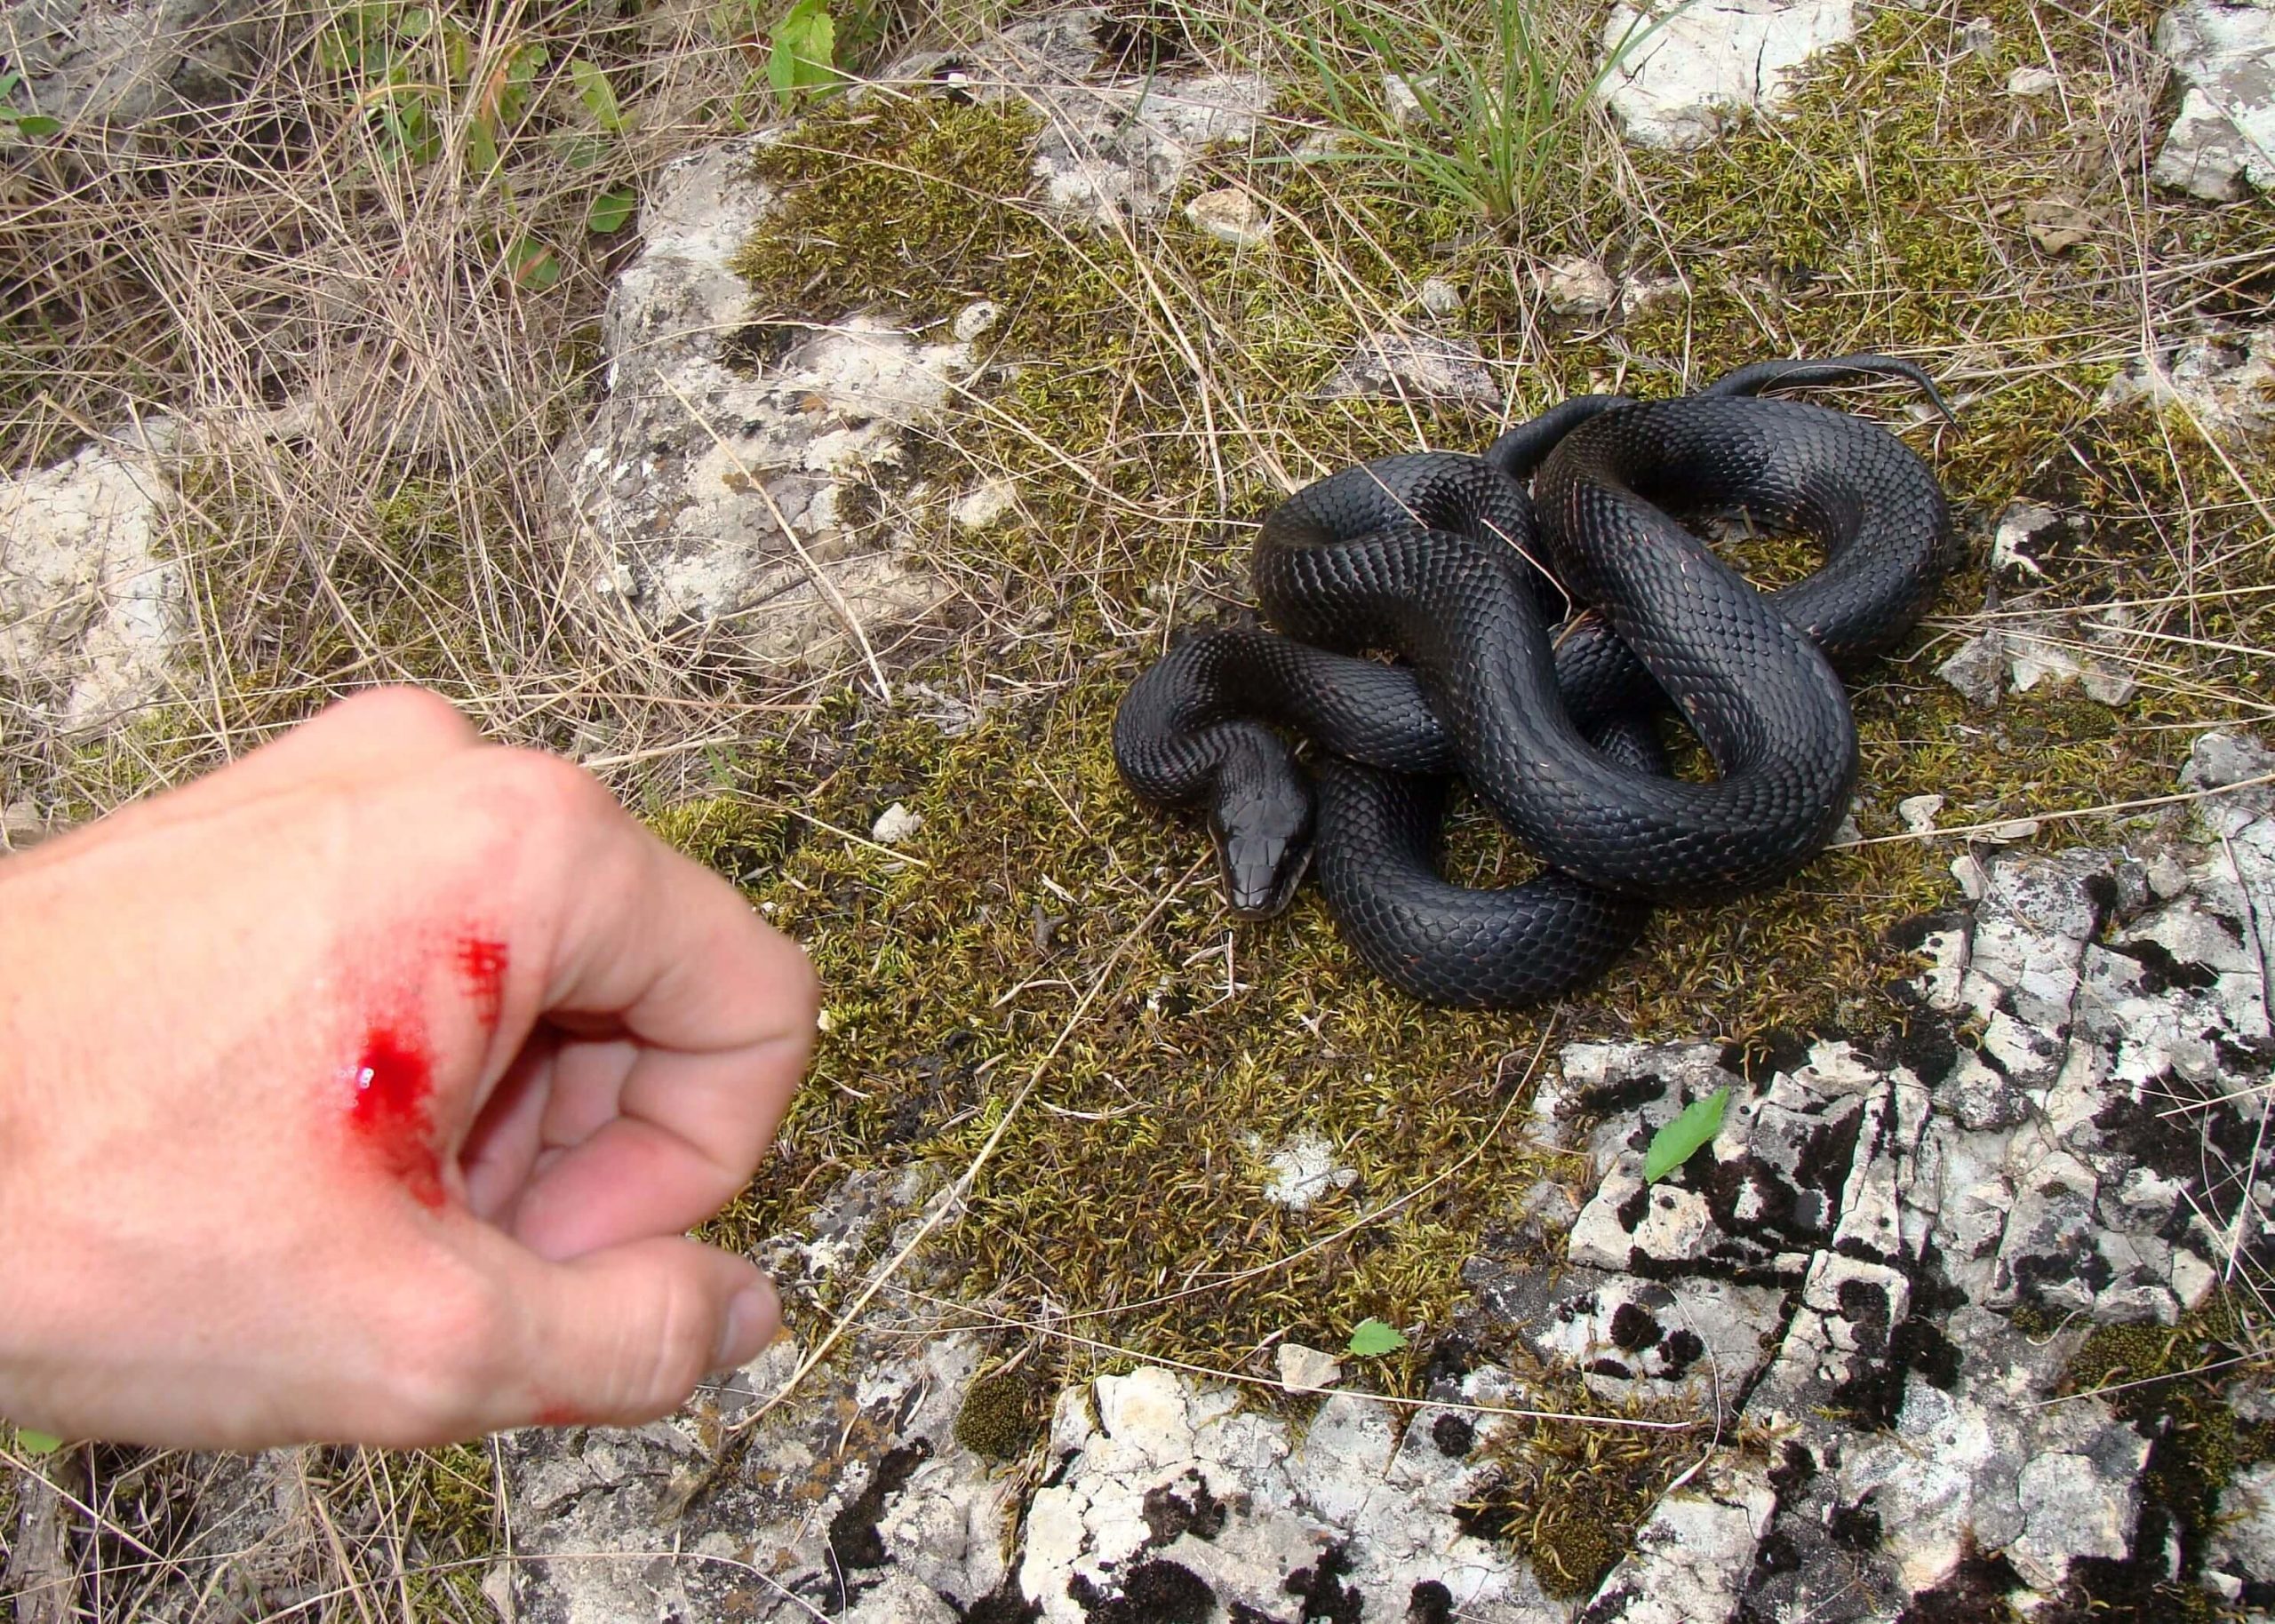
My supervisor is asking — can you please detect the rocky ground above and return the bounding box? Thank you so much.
[7,0,2275,1620]
[434,728,2275,1624]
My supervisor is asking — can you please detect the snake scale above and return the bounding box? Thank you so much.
[1113,356,1959,1008]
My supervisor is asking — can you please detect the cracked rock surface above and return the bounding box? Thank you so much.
[2151,0,2275,200]
[564,8,1273,673]
[1597,0,1856,148]
[0,423,182,734]
[479,731,2275,1624]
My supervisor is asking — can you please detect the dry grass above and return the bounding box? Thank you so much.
[5,0,2275,1614]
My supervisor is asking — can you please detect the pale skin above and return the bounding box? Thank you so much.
[0,687,818,1451]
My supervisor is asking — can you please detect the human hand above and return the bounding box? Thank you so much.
[0,688,817,1450]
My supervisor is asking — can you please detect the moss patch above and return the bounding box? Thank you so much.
[954,1365,1050,1460]
[619,1,2275,1467]
[2043,1299,2275,1620]
[1454,1399,1705,1596]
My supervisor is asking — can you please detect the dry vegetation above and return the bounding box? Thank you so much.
[4,0,2275,1614]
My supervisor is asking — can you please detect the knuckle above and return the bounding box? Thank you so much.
[483,747,622,842]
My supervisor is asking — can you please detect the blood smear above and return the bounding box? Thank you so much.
[347,1023,445,1209]
[456,935,509,1031]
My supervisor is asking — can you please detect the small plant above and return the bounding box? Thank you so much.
[0,71,61,142]
[1346,1318,1409,1357]
[1643,1087,1729,1182]
[315,3,641,289]
[770,0,841,102]
[709,0,886,114]
[13,1426,62,1454]
[1251,0,1656,227]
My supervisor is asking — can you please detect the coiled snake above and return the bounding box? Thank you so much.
[1112,356,1958,1008]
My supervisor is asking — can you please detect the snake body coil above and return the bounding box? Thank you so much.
[1113,358,1957,1008]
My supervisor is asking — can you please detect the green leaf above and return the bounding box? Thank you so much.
[568,58,625,133]
[1643,1087,1730,1183]
[555,131,607,171]
[768,0,839,101]
[1345,1318,1408,1357]
[469,125,498,174]
[506,235,562,291]
[15,115,60,139]
[586,187,636,234]
[0,71,23,100]
[16,1429,63,1454]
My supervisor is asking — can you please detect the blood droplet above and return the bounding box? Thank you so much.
[457,936,508,1031]
[347,1024,445,1209]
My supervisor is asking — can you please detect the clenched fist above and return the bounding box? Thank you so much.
[0,688,817,1449]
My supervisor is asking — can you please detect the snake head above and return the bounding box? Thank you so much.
[1207,743,1316,919]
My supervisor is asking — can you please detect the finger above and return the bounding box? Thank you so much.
[491,1237,780,1428]
[499,774,817,1256]
[458,1031,563,1222]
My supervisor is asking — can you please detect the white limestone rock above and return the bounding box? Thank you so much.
[1599,0,1856,148]
[0,423,183,731]
[2102,326,2275,441]
[1184,185,1272,248]
[2151,0,2275,199]
[1538,256,1617,316]
[1319,331,1503,407]
[1020,1364,1560,1624]
[567,139,955,670]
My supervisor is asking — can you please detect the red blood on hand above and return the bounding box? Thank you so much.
[456,935,508,1031]
[346,1024,445,1210]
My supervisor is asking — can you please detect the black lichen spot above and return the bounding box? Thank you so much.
[1142,1477,1226,1545]
[1768,1441,1817,1498]
[1896,1544,2021,1623]
[1285,1543,1363,1624]
[1419,1333,1476,1390]
[1720,1027,1816,1084]
[826,1440,932,1601]
[959,1572,1043,1624]
[1407,1580,1455,1624]
[1752,1530,1803,1577]
[1431,1413,1476,1458]
[1892,1316,1963,1391]
[1616,1182,1651,1231]
[1577,1070,1671,1117]
[1585,1357,1634,1380]
[1886,912,1967,954]
[1657,1328,1705,1379]
[2096,1078,2257,1229]
[1610,1302,1664,1351]
[1071,1560,1215,1624]
[2082,870,2119,927]
[1828,1496,1884,1550]
[2106,936,2218,994]
[1887,1015,1961,1086]
[1835,1278,1894,1354]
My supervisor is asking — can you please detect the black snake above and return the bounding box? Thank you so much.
[1112,357,1958,1008]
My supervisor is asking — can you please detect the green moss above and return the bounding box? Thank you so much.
[1456,1398,1704,1596]
[2048,1299,2275,1619]
[954,1366,1048,1461]
[730,99,1048,328]
[670,4,2275,1381]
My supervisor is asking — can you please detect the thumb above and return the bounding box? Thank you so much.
[493,1237,781,1429]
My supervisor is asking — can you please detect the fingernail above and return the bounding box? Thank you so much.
[712,1278,779,1374]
